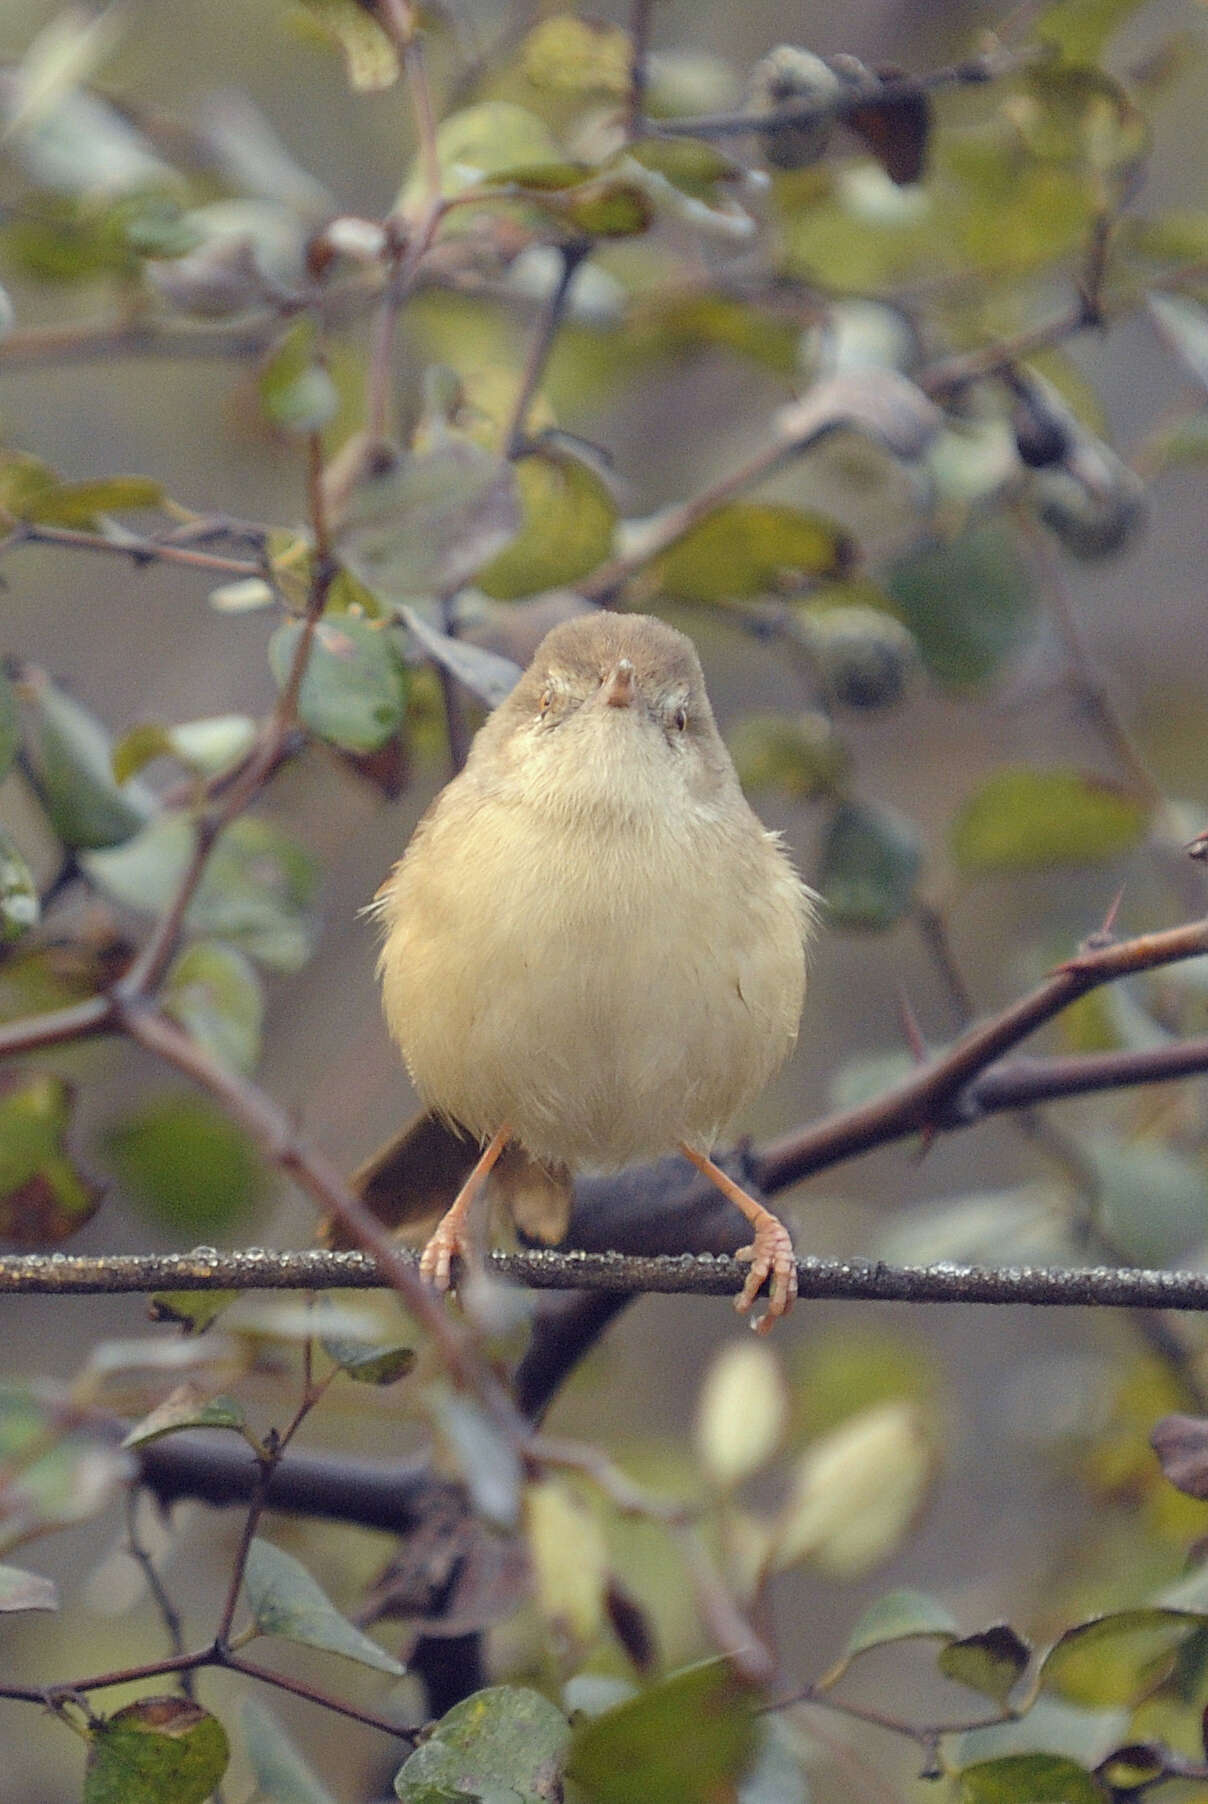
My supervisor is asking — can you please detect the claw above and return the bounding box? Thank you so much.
[418,1218,470,1292]
[733,1215,798,1333]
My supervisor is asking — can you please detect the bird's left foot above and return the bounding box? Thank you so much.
[418,1215,473,1292]
[734,1216,798,1334]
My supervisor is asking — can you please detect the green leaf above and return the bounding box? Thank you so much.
[950,768,1149,873]
[1037,1607,1207,1704]
[636,293,799,374]
[0,825,39,943]
[161,940,265,1077]
[268,614,407,752]
[260,321,339,435]
[321,1335,416,1386]
[1010,67,1148,179]
[396,1685,570,1803]
[0,1381,127,1534]
[620,138,756,238]
[1036,0,1151,61]
[957,1753,1105,1804]
[83,814,317,970]
[17,474,164,526]
[649,502,851,603]
[886,525,1035,689]
[412,101,564,201]
[939,1627,1032,1708]
[825,1590,959,1683]
[241,1697,338,1804]
[84,1698,229,1804]
[0,1563,57,1612]
[21,672,155,849]
[113,715,258,784]
[551,177,653,238]
[1149,292,1208,396]
[729,710,847,800]
[739,1716,810,1804]
[0,667,17,780]
[818,799,923,930]
[805,605,918,709]
[477,449,616,598]
[431,1390,523,1529]
[337,441,521,602]
[0,452,61,516]
[1089,1139,1208,1267]
[522,16,631,95]
[882,1186,1072,1268]
[243,1537,405,1675]
[400,605,523,708]
[1146,411,1208,473]
[1096,1745,1167,1792]
[122,1383,248,1448]
[148,1290,238,1334]
[103,1094,267,1238]
[0,1070,103,1243]
[568,1660,755,1804]
[295,0,399,90]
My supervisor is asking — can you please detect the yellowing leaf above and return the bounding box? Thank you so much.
[951,767,1149,873]
[772,1402,933,1575]
[294,0,399,91]
[526,1479,608,1644]
[477,449,616,598]
[695,1341,788,1488]
[0,1070,103,1244]
[523,16,632,95]
[650,502,851,603]
[403,101,563,206]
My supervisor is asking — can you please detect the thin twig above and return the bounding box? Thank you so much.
[649,50,1032,139]
[123,1489,190,1679]
[110,436,336,1003]
[626,0,656,139]
[0,521,261,578]
[758,917,1208,1191]
[221,1653,413,1739]
[114,1003,525,1436]
[577,433,795,602]
[0,317,281,367]
[501,243,588,461]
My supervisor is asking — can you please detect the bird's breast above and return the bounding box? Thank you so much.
[377,793,807,1169]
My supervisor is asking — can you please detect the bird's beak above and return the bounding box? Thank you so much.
[601,658,636,708]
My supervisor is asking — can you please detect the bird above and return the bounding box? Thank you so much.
[372,609,816,1330]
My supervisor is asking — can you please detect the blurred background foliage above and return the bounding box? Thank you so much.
[4,0,1208,1799]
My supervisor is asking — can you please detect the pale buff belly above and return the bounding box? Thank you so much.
[377,812,806,1170]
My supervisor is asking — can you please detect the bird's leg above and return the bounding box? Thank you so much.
[419,1124,512,1292]
[678,1144,797,1333]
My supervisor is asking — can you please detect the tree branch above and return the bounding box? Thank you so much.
[8,1245,1208,1312]
[647,50,1028,140]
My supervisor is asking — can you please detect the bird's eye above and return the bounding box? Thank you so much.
[673,706,688,732]
[538,687,555,717]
